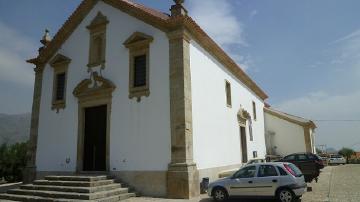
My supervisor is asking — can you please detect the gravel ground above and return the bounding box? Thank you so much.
[123,164,360,202]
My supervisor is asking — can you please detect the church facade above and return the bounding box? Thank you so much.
[25,0,268,198]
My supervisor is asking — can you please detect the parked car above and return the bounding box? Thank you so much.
[328,154,346,165]
[208,162,307,202]
[278,152,324,182]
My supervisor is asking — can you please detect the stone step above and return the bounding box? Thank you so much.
[33,179,114,187]
[21,183,122,193]
[0,193,89,201]
[0,192,136,202]
[7,187,128,200]
[45,175,108,182]
[96,192,136,202]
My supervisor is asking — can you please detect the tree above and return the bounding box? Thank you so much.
[0,142,28,182]
[338,147,355,163]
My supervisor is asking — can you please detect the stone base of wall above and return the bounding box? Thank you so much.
[110,170,167,197]
[167,163,200,199]
[198,164,243,182]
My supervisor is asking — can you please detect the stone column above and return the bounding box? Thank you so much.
[167,28,199,199]
[23,65,44,184]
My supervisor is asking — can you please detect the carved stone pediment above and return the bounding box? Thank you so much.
[73,72,115,101]
[50,54,71,67]
[86,12,109,30]
[123,32,154,49]
[237,107,251,125]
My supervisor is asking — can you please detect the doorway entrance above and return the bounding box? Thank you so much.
[83,105,107,171]
[240,126,248,163]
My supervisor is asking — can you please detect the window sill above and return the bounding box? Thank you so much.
[129,87,150,102]
[52,100,66,112]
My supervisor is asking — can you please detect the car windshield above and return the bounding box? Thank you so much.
[287,164,303,177]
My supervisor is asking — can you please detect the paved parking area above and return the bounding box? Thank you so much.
[123,164,360,202]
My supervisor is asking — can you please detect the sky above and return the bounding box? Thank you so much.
[0,0,359,151]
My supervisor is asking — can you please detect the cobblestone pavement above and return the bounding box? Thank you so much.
[123,164,360,202]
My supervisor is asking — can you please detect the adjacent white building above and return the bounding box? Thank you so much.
[264,107,317,157]
[25,0,268,198]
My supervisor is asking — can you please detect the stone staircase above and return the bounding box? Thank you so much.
[0,175,136,201]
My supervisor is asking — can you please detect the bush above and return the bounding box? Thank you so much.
[0,142,28,182]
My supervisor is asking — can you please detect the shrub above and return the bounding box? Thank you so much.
[0,142,28,182]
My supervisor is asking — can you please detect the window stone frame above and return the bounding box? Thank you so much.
[123,32,153,102]
[50,54,71,112]
[86,12,108,70]
[252,101,257,121]
[225,80,232,108]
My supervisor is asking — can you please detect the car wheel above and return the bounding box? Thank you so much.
[212,187,228,202]
[277,188,295,202]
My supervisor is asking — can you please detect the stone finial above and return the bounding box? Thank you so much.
[38,29,51,53]
[170,0,187,17]
[40,29,51,46]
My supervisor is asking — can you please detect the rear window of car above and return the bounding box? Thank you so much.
[308,154,320,160]
[284,155,295,160]
[297,154,308,160]
[287,164,303,176]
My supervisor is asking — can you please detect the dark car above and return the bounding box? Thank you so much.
[278,152,324,182]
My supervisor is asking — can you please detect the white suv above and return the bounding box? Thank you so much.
[328,154,346,165]
[208,162,306,202]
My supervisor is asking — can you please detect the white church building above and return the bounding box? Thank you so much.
[24,0,269,198]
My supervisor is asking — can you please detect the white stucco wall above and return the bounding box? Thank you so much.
[190,42,267,170]
[264,112,306,156]
[36,1,170,172]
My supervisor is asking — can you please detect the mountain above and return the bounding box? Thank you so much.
[0,113,31,145]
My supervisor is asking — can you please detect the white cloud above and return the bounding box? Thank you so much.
[0,21,37,85]
[331,29,360,44]
[329,29,360,74]
[275,91,360,150]
[188,0,248,47]
[188,0,253,70]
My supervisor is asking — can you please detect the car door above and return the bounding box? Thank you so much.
[253,165,279,196]
[228,165,258,196]
[296,154,314,176]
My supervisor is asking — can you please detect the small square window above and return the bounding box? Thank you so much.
[253,151,258,158]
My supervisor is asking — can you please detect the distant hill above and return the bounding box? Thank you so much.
[0,113,31,145]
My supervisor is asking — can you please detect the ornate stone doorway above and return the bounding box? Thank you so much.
[83,105,107,171]
[73,72,115,172]
[239,126,248,163]
[238,107,251,164]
